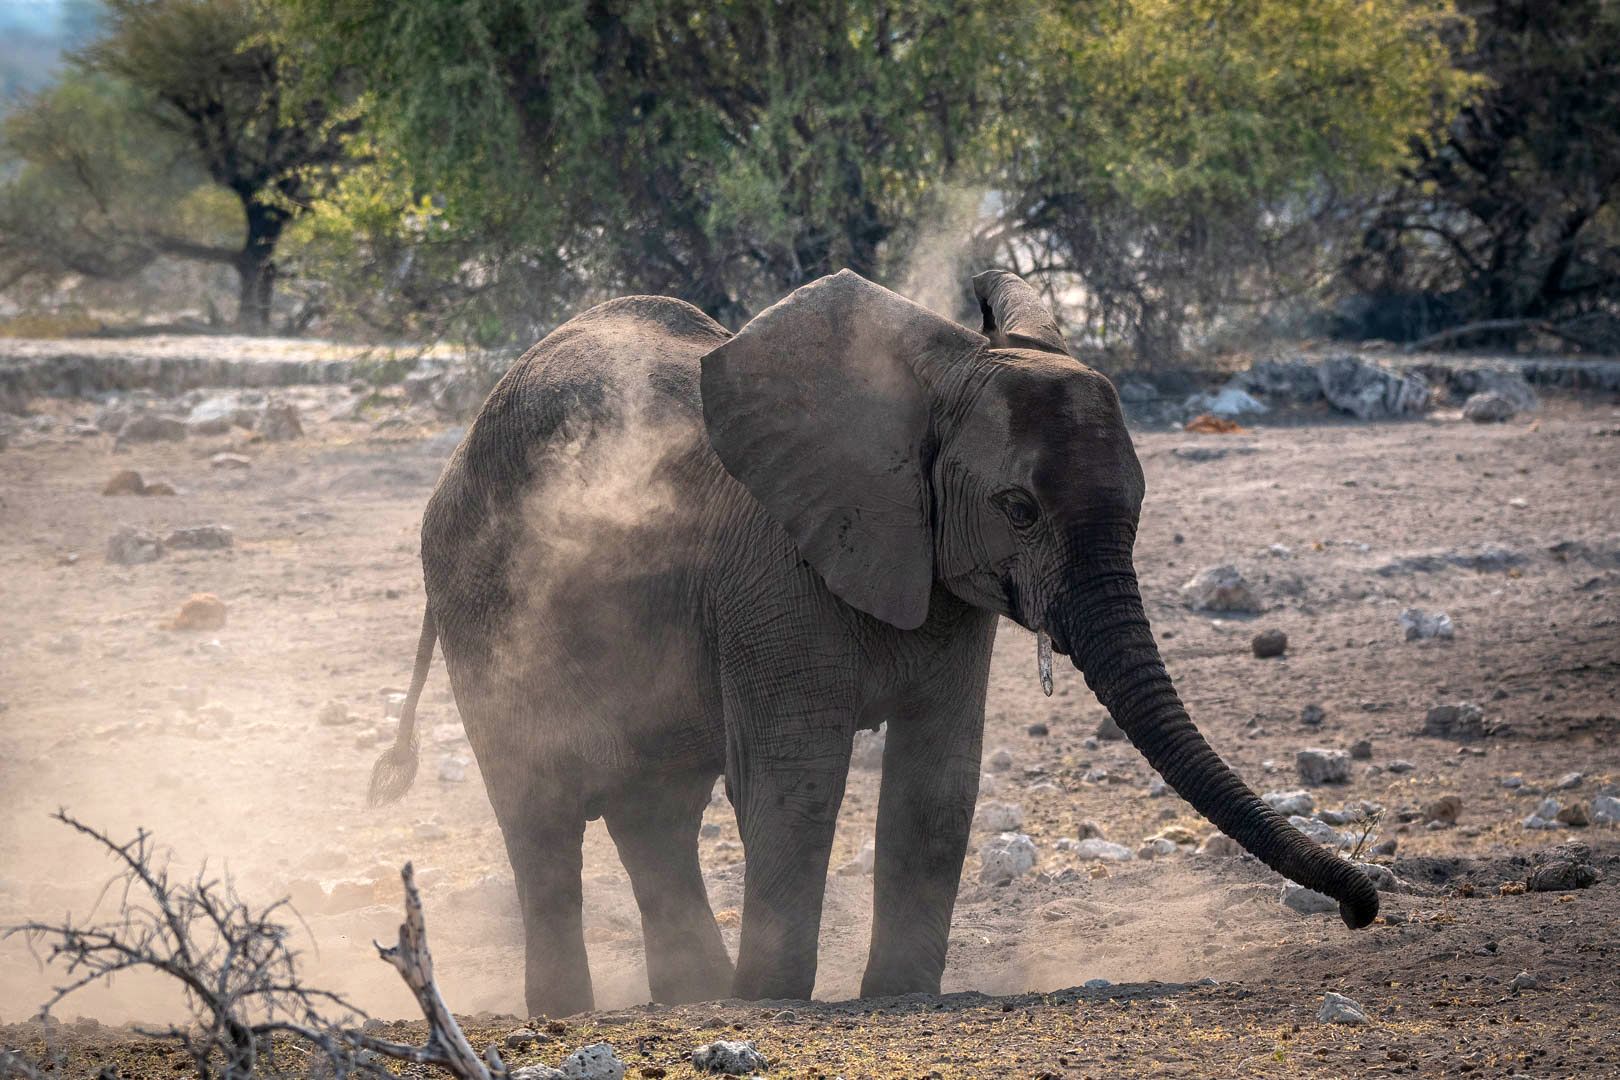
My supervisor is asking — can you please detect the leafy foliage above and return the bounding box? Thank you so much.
[1344,0,1620,349]
[0,0,360,329]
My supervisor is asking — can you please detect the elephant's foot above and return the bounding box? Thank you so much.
[858,965,943,1000]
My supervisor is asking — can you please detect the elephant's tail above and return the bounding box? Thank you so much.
[369,606,436,806]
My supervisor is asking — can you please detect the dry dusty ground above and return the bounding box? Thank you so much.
[1,372,1618,1078]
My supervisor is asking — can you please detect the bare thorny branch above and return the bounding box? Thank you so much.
[2,812,516,1080]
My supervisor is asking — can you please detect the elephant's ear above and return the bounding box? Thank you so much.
[701,269,979,630]
[973,270,1069,355]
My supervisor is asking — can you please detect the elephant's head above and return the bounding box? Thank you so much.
[700,269,1377,928]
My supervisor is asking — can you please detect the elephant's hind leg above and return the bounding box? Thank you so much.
[484,763,594,1017]
[604,771,734,1004]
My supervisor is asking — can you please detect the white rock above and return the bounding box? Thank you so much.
[1354,862,1400,892]
[1592,795,1620,825]
[1263,790,1316,816]
[1138,837,1180,859]
[1399,608,1455,641]
[1463,391,1516,422]
[1147,776,1170,798]
[690,1040,768,1075]
[1316,991,1371,1025]
[559,1043,624,1080]
[1317,355,1429,420]
[1184,386,1268,418]
[1289,815,1348,849]
[1281,884,1337,915]
[1181,564,1260,613]
[438,756,469,782]
[1296,748,1351,786]
[979,832,1037,883]
[1070,838,1134,862]
[837,838,876,876]
[511,1065,564,1080]
[1523,798,1563,830]
[1554,772,1583,790]
[974,801,1024,832]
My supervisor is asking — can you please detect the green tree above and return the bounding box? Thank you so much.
[1343,0,1620,349]
[993,0,1477,359]
[288,0,1005,326]
[0,0,358,330]
[290,0,1473,354]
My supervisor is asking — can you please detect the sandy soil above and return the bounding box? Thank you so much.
[1,377,1618,1077]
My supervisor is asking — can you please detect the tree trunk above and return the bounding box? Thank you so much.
[235,202,286,332]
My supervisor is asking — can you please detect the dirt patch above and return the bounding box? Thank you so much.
[2,384,1618,1076]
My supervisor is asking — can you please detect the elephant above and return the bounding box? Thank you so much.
[370,268,1377,1017]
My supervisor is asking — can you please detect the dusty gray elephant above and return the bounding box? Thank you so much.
[371,269,1377,1016]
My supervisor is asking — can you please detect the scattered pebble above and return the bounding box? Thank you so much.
[505,1028,541,1049]
[1182,564,1260,613]
[1067,838,1134,862]
[690,1040,767,1075]
[986,747,1014,771]
[258,400,305,441]
[1197,834,1243,857]
[165,525,234,550]
[1523,798,1563,830]
[1554,772,1584,790]
[107,525,163,565]
[1349,738,1373,760]
[1422,702,1487,739]
[163,593,227,631]
[1095,713,1125,741]
[1556,802,1590,828]
[1399,607,1454,641]
[1526,843,1599,891]
[850,726,885,770]
[1296,747,1351,786]
[1083,977,1112,990]
[1026,721,1048,737]
[1317,992,1370,1025]
[836,838,876,876]
[1463,391,1516,422]
[1282,884,1337,915]
[1251,628,1288,658]
[102,469,146,496]
[1387,760,1415,774]
[211,452,253,469]
[1300,704,1325,727]
[1421,795,1463,825]
[1263,790,1316,816]
[979,832,1037,883]
[1289,815,1348,849]
[1509,971,1538,991]
[1146,776,1169,798]
[1593,795,1620,825]
[558,1043,625,1080]
[438,756,469,783]
[975,801,1023,833]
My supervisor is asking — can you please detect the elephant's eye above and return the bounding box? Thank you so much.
[994,489,1041,529]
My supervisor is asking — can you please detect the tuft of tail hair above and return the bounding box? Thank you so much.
[369,607,436,806]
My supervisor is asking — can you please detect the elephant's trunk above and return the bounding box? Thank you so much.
[1052,539,1378,929]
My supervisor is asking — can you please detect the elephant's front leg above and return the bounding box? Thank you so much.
[722,658,856,1000]
[860,647,993,997]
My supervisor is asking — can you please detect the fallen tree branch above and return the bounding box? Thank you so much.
[1404,316,1611,353]
[355,863,504,1080]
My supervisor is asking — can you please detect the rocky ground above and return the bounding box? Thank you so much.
[1,351,1618,1078]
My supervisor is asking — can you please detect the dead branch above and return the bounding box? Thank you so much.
[1403,316,1609,353]
[2,811,383,1080]
[354,863,504,1080]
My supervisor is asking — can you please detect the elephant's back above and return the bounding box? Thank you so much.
[421,294,729,681]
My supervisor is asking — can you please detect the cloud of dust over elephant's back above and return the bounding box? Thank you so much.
[898,186,993,324]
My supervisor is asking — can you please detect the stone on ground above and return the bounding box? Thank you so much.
[691,1040,768,1075]
[974,801,1024,832]
[1422,702,1487,739]
[165,525,234,550]
[979,832,1038,883]
[849,725,885,770]
[1182,564,1260,613]
[1197,834,1243,857]
[1400,607,1455,641]
[1296,748,1351,785]
[211,452,252,469]
[1523,798,1562,830]
[1526,843,1599,891]
[1317,355,1430,420]
[102,469,146,495]
[118,413,187,442]
[558,1043,624,1080]
[1069,838,1134,862]
[1317,991,1371,1025]
[986,746,1015,771]
[1282,884,1337,915]
[1251,628,1288,658]
[163,593,227,631]
[1463,391,1517,422]
[107,526,163,565]
[1096,713,1125,740]
[1422,795,1463,825]
[1289,815,1349,848]
[1262,789,1316,816]
[257,399,304,441]
[1593,795,1620,824]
